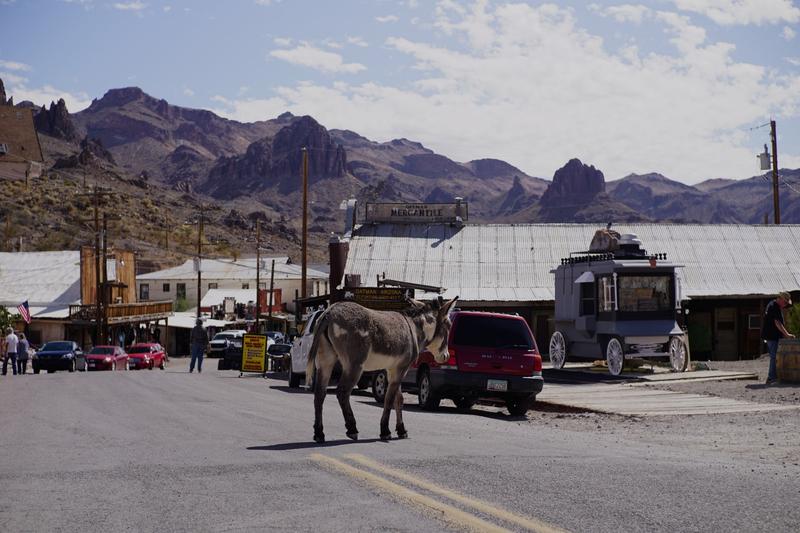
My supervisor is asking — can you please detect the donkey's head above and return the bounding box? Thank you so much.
[419,296,458,363]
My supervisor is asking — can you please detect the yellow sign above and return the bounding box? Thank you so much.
[241,335,267,374]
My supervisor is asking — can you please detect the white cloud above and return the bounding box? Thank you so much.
[2,75,91,111]
[375,15,400,23]
[210,94,288,121]
[347,35,369,47]
[215,2,800,183]
[669,0,800,25]
[0,59,31,71]
[113,1,146,11]
[273,37,292,47]
[183,87,195,97]
[787,57,800,66]
[783,26,797,40]
[254,0,282,5]
[592,4,652,24]
[270,44,366,74]
[163,5,171,12]
[322,39,343,50]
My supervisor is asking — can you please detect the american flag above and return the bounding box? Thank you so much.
[17,300,31,324]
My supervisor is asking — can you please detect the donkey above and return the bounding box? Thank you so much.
[306,296,458,443]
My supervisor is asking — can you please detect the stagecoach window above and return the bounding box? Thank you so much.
[617,276,672,312]
[452,316,533,349]
[580,283,595,316]
[599,276,617,312]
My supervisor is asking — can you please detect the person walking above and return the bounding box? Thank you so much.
[761,291,795,385]
[16,333,30,375]
[3,327,19,376]
[189,318,208,373]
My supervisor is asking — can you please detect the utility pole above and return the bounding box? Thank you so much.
[770,119,780,225]
[301,147,309,299]
[195,205,204,318]
[255,220,261,333]
[268,259,275,326]
[78,186,113,344]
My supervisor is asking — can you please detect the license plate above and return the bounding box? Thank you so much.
[487,379,508,392]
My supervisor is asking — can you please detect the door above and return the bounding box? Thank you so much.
[714,307,738,360]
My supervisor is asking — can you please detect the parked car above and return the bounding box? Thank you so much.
[371,311,544,415]
[288,309,371,389]
[208,330,247,358]
[32,341,86,374]
[266,331,287,344]
[268,342,292,372]
[86,345,129,371]
[127,343,167,370]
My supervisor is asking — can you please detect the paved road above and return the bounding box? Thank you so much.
[1,360,797,532]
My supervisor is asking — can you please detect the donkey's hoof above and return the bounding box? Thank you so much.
[396,430,408,439]
[379,432,392,441]
[313,433,325,444]
[346,431,359,441]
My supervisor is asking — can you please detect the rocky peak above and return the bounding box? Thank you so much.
[469,158,523,180]
[89,87,149,110]
[0,78,6,105]
[33,98,79,141]
[271,115,346,181]
[540,158,605,203]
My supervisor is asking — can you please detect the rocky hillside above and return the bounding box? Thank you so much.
[3,79,800,268]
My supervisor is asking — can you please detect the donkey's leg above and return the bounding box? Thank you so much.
[313,342,337,444]
[394,381,407,438]
[336,365,363,440]
[380,368,402,441]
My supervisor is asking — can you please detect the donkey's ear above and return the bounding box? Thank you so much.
[406,298,426,310]
[439,296,459,316]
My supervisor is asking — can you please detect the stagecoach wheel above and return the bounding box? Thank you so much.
[417,370,440,411]
[372,370,388,404]
[669,336,688,372]
[549,331,567,369]
[605,337,624,376]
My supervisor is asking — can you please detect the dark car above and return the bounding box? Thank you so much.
[127,343,167,370]
[32,341,85,374]
[86,345,129,371]
[372,311,544,415]
[267,342,292,372]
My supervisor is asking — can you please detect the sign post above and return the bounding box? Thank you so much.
[240,334,268,377]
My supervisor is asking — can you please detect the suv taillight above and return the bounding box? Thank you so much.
[439,347,458,369]
[533,353,542,373]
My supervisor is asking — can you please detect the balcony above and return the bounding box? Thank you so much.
[69,301,173,324]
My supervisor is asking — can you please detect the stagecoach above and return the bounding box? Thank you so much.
[548,230,689,376]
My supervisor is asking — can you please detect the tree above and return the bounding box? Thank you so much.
[0,307,20,332]
[786,305,800,337]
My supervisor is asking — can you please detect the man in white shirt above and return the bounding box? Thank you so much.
[3,327,19,376]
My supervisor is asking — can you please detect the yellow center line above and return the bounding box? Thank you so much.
[345,453,567,533]
[310,453,510,533]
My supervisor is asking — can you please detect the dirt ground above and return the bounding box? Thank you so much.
[520,358,800,466]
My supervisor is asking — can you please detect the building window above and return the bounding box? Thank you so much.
[580,283,595,316]
[163,283,170,293]
[208,282,218,290]
[242,283,250,289]
[176,283,186,300]
[139,284,150,301]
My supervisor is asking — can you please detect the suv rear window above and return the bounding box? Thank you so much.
[453,315,534,349]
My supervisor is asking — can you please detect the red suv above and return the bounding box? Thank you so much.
[372,311,543,415]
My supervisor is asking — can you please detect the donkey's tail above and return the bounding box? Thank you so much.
[305,309,331,380]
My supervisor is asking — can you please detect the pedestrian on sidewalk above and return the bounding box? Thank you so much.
[16,333,29,375]
[2,327,19,376]
[189,318,208,374]
[761,291,795,385]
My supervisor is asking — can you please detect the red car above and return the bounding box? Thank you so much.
[127,343,167,370]
[372,311,543,415]
[86,345,129,371]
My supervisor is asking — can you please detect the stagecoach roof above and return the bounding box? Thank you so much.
[344,223,800,302]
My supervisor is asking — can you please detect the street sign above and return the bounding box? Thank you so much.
[342,287,414,311]
[241,334,267,375]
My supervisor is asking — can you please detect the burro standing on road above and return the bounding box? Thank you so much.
[307,297,458,443]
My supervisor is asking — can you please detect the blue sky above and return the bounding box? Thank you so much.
[1,0,799,184]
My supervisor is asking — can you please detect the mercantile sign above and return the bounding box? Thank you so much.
[365,202,468,224]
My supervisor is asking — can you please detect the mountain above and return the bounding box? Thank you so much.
[4,78,800,267]
[607,173,740,223]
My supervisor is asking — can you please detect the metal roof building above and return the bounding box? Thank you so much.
[345,223,800,302]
